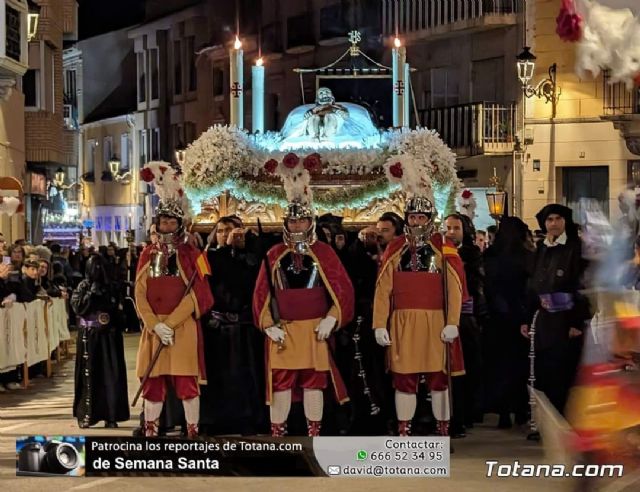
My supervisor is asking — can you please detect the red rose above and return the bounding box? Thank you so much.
[283,153,300,169]
[140,167,154,182]
[461,189,473,199]
[303,153,322,172]
[389,162,403,179]
[263,159,278,174]
[556,1,582,42]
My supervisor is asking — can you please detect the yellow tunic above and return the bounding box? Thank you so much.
[257,248,341,372]
[134,262,202,381]
[372,242,462,374]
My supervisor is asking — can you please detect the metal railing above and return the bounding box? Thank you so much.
[419,101,517,155]
[382,0,522,35]
[602,71,640,115]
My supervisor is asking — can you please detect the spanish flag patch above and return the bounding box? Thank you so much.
[443,245,458,256]
[195,251,212,279]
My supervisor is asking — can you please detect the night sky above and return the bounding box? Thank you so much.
[78,0,146,40]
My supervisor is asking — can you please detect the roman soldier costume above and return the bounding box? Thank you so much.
[134,197,213,438]
[253,167,354,437]
[373,179,465,437]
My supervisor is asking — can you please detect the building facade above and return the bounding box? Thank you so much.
[23,0,78,243]
[74,26,139,246]
[0,0,31,241]
[521,0,637,229]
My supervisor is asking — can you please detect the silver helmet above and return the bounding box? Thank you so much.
[155,198,185,243]
[404,196,435,246]
[283,201,316,254]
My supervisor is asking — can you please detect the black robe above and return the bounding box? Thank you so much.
[528,236,590,414]
[451,244,486,432]
[340,241,392,435]
[200,240,268,435]
[71,279,129,426]
[483,246,533,419]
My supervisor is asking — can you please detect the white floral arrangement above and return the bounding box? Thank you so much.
[178,124,459,213]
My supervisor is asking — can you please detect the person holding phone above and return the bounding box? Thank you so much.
[0,261,17,392]
[199,216,267,436]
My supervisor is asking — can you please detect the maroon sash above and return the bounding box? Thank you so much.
[146,277,186,315]
[392,271,443,310]
[275,287,330,320]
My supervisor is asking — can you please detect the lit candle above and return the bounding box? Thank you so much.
[230,36,244,128]
[252,58,265,134]
[392,38,406,128]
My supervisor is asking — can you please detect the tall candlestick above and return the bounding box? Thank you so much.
[404,62,411,127]
[252,58,265,134]
[392,38,406,128]
[230,36,244,128]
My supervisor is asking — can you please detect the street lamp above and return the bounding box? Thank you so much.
[27,0,40,42]
[54,167,65,188]
[516,46,560,116]
[108,155,132,184]
[108,156,120,176]
[486,169,507,225]
[175,144,186,168]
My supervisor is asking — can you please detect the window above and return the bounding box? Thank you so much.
[172,124,183,150]
[212,66,223,96]
[320,4,347,40]
[103,136,113,166]
[137,52,146,103]
[430,68,459,108]
[472,57,504,103]
[139,130,148,166]
[287,13,314,49]
[151,129,160,160]
[174,40,182,95]
[23,69,39,108]
[149,48,159,100]
[121,133,131,170]
[86,140,96,174]
[64,69,77,105]
[185,122,196,145]
[51,53,55,113]
[186,37,197,92]
[5,5,21,62]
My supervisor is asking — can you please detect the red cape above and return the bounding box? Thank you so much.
[253,240,354,404]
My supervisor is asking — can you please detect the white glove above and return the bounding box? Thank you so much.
[374,328,392,346]
[265,325,286,343]
[153,322,174,346]
[2,293,16,307]
[441,324,459,343]
[315,316,337,341]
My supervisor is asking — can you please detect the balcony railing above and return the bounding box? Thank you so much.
[419,101,517,155]
[602,71,640,116]
[382,0,522,36]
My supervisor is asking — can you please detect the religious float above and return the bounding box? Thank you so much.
[142,31,463,231]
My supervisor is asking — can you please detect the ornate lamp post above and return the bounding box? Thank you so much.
[516,46,560,117]
[108,155,132,184]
